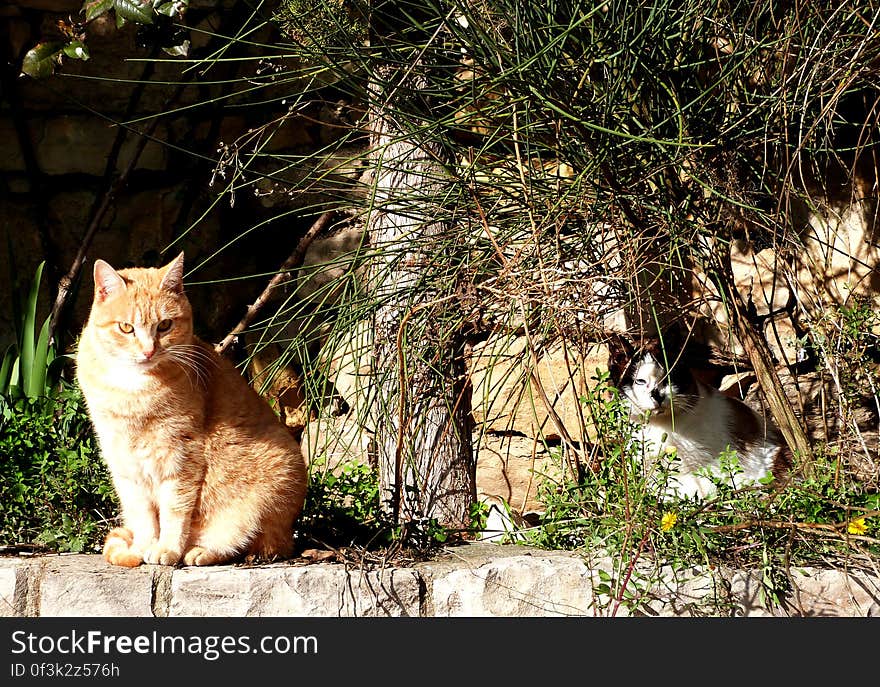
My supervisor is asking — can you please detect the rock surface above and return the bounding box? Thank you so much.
[2,543,877,617]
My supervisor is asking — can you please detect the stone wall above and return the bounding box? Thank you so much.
[2,544,878,617]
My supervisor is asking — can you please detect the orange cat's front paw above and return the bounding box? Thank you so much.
[143,544,182,566]
[103,527,144,567]
[183,546,223,566]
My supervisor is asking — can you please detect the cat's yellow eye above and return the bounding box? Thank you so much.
[118,322,134,334]
[157,319,173,332]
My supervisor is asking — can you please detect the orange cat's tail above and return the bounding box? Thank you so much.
[103,527,144,568]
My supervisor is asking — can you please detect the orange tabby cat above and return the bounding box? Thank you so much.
[75,252,307,567]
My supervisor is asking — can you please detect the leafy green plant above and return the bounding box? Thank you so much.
[0,386,117,553]
[300,456,487,553]
[524,373,660,553]
[0,260,114,553]
[300,457,397,550]
[20,0,190,79]
[1,261,66,404]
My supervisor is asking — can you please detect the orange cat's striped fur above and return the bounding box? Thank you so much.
[76,253,307,567]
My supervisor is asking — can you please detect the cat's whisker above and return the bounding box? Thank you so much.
[173,356,201,390]
[165,346,214,389]
[668,394,700,413]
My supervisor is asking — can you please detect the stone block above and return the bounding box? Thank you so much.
[15,1,82,10]
[784,568,880,616]
[797,199,880,312]
[2,545,877,618]
[639,565,735,617]
[475,433,561,514]
[421,544,603,616]
[34,116,168,176]
[169,564,421,617]
[0,119,26,172]
[470,336,607,444]
[729,566,880,617]
[0,199,46,350]
[38,555,159,617]
[0,560,20,617]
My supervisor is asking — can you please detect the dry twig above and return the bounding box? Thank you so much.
[215,211,336,356]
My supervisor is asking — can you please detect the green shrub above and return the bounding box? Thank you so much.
[300,455,483,553]
[0,259,116,553]
[0,386,117,553]
[299,457,396,550]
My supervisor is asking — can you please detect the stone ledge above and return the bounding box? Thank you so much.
[1,543,878,617]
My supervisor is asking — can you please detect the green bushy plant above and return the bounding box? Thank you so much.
[0,387,117,553]
[0,260,115,553]
[300,456,484,553]
[300,457,396,550]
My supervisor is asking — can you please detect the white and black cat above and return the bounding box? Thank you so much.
[607,335,791,499]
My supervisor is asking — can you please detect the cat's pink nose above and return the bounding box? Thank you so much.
[142,348,155,360]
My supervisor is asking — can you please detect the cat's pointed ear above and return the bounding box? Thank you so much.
[159,252,185,294]
[607,333,634,359]
[93,259,126,302]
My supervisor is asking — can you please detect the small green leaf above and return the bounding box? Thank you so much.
[20,43,64,79]
[82,0,114,21]
[155,2,177,17]
[62,41,90,61]
[113,0,155,24]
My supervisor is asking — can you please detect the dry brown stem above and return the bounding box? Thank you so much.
[215,210,335,356]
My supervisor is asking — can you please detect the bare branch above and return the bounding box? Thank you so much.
[214,210,336,356]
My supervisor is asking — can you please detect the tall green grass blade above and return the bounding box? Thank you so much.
[20,261,45,396]
[27,317,52,399]
[8,357,21,399]
[0,344,15,396]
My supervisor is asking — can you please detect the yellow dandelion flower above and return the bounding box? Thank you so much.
[847,517,868,536]
[660,512,678,532]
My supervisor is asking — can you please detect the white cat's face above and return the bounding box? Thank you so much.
[608,338,702,420]
[620,352,671,414]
